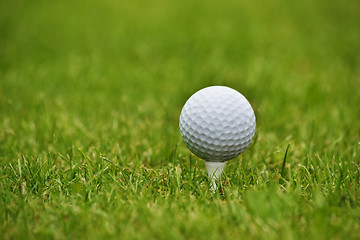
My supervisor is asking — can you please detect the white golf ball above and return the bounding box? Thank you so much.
[179,86,256,162]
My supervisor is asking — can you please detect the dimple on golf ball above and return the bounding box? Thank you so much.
[179,86,256,162]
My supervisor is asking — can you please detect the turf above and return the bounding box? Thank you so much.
[1,0,360,239]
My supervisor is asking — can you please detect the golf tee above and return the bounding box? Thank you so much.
[205,161,225,192]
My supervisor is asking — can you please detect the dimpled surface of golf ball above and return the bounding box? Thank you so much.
[179,86,256,162]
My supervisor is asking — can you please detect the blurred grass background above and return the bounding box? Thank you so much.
[0,0,360,239]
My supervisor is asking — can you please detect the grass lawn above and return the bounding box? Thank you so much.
[1,0,360,239]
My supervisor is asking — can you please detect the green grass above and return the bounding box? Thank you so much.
[1,0,360,239]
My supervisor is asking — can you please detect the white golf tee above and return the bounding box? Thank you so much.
[205,161,225,192]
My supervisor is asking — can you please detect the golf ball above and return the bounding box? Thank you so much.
[179,86,256,162]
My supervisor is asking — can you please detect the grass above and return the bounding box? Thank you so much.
[1,0,360,239]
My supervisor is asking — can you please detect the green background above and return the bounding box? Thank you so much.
[1,0,359,239]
